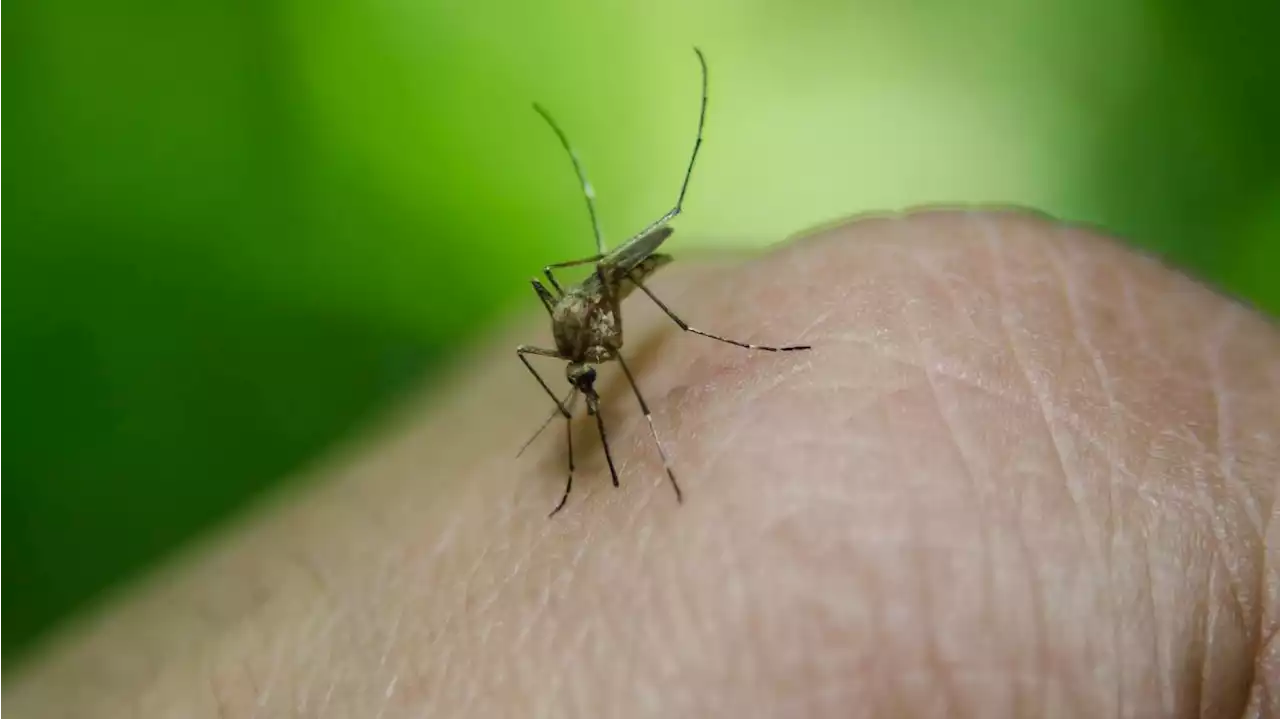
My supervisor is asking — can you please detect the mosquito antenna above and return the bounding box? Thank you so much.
[675,47,709,216]
[517,388,578,458]
[533,103,607,255]
[637,47,709,238]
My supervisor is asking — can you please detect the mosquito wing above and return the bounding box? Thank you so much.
[600,225,674,278]
[581,226,675,302]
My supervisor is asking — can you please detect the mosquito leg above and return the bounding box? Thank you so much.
[548,409,575,517]
[518,388,577,457]
[530,279,557,315]
[542,254,604,295]
[628,273,811,352]
[533,104,607,256]
[635,47,709,239]
[591,403,621,488]
[512,358,577,517]
[518,388,578,517]
[517,346,572,418]
[614,353,682,504]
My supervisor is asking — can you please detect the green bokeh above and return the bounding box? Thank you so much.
[5,0,1277,661]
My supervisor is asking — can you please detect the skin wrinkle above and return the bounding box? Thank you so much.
[8,209,1280,718]
[371,608,404,716]
[871,399,915,719]
[1238,392,1276,711]
[896,250,990,715]
[278,606,313,714]
[836,321,1139,466]
[977,212,1061,715]
[1028,234,1139,708]
[211,674,234,719]
[316,675,336,718]
[736,355,811,409]
[1167,415,1231,713]
[708,500,766,706]
[654,557,709,715]
[827,335,1014,402]
[374,672,398,719]
[693,379,790,480]
[1118,267,1152,360]
[1186,313,1255,646]
[297,610,339,715]
[623,530,682,710]
[905,247,983,339]
[1196,561,1216,717]
[895,392,965,717]
[1211,308,1274,634]
[610,542,654,712]
[256,606,295,711]
[1262,516,1280,715]
[241,654,263,718]
[1144,304,1237,394]
[988,213,1162,711]
[508,557,551,659]
[1126,427,1174,716]
[1207,306,1253,525]
[1142,501,1178,716]
[610,527,660,710]
[1251,632,1277,718]
[654,297,827,465]
[426,511,494,712]
[794,297,844,342]
[1170,442,1221,718]
[1089,270,1164,704]
[796,535,878,714]
[1205,306,1265,589]
[578,558,622,715]
[1008,232,1121,706]
[1043,232,1126,717]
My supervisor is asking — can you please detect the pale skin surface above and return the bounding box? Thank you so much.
[6,209,1278,718]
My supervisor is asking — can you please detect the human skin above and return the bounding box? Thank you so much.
[5,209,1277,718]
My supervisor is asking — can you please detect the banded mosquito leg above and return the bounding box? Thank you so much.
[614,353,683,504]
[628,274,811,352]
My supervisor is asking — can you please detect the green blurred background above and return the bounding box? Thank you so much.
[5,0,1278,663]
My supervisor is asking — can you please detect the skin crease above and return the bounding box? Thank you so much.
[5,209,1278,718]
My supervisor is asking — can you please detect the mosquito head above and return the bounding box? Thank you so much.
[566,362,597,392]
[566,363,600,412]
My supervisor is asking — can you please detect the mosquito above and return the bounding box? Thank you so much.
[518,47,811,516]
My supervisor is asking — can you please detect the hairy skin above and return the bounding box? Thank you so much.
[6,210,1278,718]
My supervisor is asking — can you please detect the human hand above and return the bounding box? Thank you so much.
[8,209,1276,718]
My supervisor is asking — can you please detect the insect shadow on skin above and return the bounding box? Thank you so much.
[517,47,812,517]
